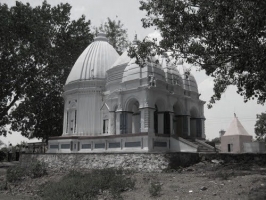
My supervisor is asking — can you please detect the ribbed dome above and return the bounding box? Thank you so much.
[111,50,131,68]
[177,65,198,93]
[160,55,183,86]
[66,33,119,85]
[122,57,165,83]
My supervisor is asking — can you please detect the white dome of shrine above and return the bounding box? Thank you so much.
[111,50,131,68]
[160,55,183,86]
[122,56,165,83]
[65,33,119,85]
[177,65,199,93]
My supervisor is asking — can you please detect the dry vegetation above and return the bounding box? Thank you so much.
[0,160,266,200]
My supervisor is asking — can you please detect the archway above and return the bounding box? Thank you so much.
[190,107,201,138]
[122,98,140,134]
[173,101,185,137]
[154,99,167,134]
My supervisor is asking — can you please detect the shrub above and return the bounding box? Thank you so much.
[29,161,47,178]
[149,181,162,197]
[6,165,26,182]
[0,181,8,191]
[6,161,47,182]
[40,168,135,200]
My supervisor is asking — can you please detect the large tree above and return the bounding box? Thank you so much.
[95,17,129,55]
[254,112,266,141]
[0,1,93,140]
[128,0,266,108]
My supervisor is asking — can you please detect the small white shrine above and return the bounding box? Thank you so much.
[48,33,210,153]
[221,114,253,153]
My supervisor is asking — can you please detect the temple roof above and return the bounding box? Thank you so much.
[66,33,119,85]
[223,114,251,136]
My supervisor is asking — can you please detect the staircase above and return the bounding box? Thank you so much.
[186,138,216,153]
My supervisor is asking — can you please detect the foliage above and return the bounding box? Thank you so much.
[40,168,135,200]
[149,181,162,197]
[254,112,266,141]
[95,17,129,55]
[0,1,93,139]
[129,0,266,107]
[0,150,6,161]
[211,137,221,144]
[28,161,47,178]
[6,161,47,182]
[6,165,26,182]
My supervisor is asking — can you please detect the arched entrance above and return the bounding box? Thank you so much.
[121,98,140,134]
[154,99,169,134]
[190,107,202,138]
[173,101,187,137]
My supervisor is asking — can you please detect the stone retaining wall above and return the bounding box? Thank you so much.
[19,152,266,172]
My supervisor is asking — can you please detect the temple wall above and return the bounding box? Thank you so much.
[19,152,200,172]
[19,152,266,172]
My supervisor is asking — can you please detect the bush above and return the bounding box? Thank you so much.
[149,181,162,197]
[6,161,47,182]
[40,168,135,200]
[0,150,6,162]
[29,161,47,178]
[6,165,26,182]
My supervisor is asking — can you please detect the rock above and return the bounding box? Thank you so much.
[200,186,207,191]
[213,193,217,196]
[186,168,194,172]
[211,159,224,164]
[189,190,193,193]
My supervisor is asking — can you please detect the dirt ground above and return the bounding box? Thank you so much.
[0,160,266,200]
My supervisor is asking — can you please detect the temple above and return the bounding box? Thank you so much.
[47,33,213,153]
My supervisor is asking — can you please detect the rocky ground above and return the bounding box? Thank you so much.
[0,160,266,200]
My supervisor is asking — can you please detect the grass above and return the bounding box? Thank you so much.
[39,168,135,200]
[149,181,162,197]
[6,161,47,182]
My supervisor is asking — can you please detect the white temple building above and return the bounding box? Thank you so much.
[48,33,214,153]
[221,114,253,153]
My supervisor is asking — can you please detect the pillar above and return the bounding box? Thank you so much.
[169,112,174,135]
[140,107,155,134]
[108,111,116,135]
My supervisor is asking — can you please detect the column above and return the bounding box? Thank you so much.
[183,115,190,137]
[108,111,116,135]
[169,112,174,135]
[140,107,155,134]
[116,112,121,135]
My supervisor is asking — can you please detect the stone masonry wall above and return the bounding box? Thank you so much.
[19,152,266,172]
[19,153,200,172]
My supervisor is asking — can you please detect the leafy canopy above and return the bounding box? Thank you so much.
[254,112,266,141]
[0,1,93,140]
[128,0,266,108]
[94,17,129,55]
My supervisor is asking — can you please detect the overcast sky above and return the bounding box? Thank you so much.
[0,0,265,145]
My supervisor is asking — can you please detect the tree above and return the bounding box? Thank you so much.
[128,0,266,108]
[211,137,221,144]
[254,112,266,141]
[0,1,94,140]
[95,17,129,55]
[0,140,4,147]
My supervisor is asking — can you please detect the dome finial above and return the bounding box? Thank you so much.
[133,33,138,45]
[94,32,108,42]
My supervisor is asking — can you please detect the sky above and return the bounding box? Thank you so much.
[0,0,265,145]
